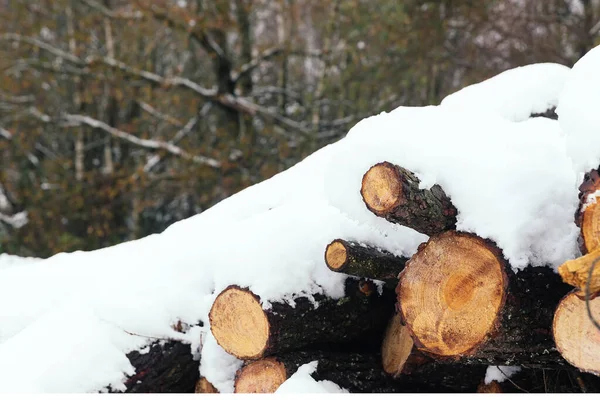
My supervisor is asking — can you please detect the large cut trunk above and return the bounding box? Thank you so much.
[553,291,600,375]
[360,162,457,236]
[325,239,407,282]
[397,231,572,367]
[209,279,394,360]
[576,168,600,254]
[233,350,486,393]
[558,248,600,297]
[120,341,199,393]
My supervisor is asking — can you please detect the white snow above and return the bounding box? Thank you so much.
[275,361,348,393]
[1,48,599,393]
[441,63,570,122]
[557,45,600,175]
[484,366,522,384]
[0,253,41,270]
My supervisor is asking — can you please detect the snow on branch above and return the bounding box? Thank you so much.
[0,211,28,229]
[64,114,221,169]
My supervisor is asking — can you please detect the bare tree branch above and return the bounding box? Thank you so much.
[232,47,282,83]
[138,101,184,128]
[79,0,143,19]
[0,126,12,140]
[64,114,221,169]
[0,211,28,229]
[0,33,83,65]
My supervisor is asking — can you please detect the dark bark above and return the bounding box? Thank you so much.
[530,107,558,120]
[238,351,486,393]
[118,340,199,393]
[325,239,407,282]
[261,279,395,358]
[361,162,457,236]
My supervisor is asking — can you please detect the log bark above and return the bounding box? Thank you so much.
[576,168,600,254]
[209,279,394,360]
[558,249,600,298]
[325,239,407,282]
[397,231,572,367]
[234,350,486,393]
[360,162,457,236]
[120,340,199,393]
[553,291,600,375]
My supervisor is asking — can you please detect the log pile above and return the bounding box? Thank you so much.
[202,161,600,393]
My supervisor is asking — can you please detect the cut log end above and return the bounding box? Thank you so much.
[477,381,503,393]
[381,313,414,377]
[209,286,269,360]
[553,292,600,375]
[234,358,287,393]
[558,249,600,298]
[581,202,600,254]
[398,231,508,357]
[195,377,219,394]
[361,162,402,215]
[325,240,348,271]
[578,168,600,253]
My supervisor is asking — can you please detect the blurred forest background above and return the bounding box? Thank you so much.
[1,0,599,257]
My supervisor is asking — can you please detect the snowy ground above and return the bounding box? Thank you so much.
[0,45,599,393]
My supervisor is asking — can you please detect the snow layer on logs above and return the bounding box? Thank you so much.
[1,47,600,393]
[275,362,348,393]
[441,63,570,122]
[558,45,600,175]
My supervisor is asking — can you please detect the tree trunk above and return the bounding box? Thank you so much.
[397,231,573,367]
[361,162,457,236]
[234,350,486,393]
[553,291,600,375]
[119,341,199,393]
[209,279,394,360]
[325,239,407,282]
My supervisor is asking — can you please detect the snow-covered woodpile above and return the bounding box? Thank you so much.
[1,46,600,393]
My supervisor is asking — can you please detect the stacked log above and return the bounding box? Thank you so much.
[200,161,600,393]
[553,166,600,376]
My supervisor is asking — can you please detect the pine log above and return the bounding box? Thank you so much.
[195,377,219,393]
[360,162,457,236]
[577,168,600,253]
[477,380,503,393]
[397,231,572,367]
[381,312,429,377]
[553,291,600,375]
[121,340,199,393]
[209,279,394,360]
[325,239,407,282]
[234,350,485,393]
[558,249,600,298]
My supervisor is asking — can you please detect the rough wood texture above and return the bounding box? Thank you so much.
[209,279,394,360]
[398,231,572,367]
[577,168,600,253]
[558,249,600,297]
[120,341,199,393]
[360,162,457,236]
[553,291,600,375]
[195,377,219,393]
[477,380,503,393]
[325,239,407,282]
[234,350,486,393]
